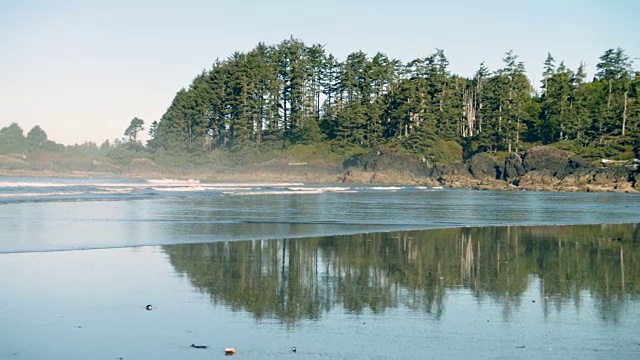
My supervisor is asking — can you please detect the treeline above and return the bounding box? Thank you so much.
[149,38,640,161]
[0,123,63,154]
[0,122,130,155]
[3,38,638,171]
[0,122,140,172]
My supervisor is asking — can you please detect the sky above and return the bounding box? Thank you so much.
[1,0,639,145]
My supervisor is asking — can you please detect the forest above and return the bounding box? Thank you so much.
[147,38,640,164]
[1,38,639,173]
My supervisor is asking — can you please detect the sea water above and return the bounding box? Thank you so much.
[1,177,639,359]
[1,177,639,253]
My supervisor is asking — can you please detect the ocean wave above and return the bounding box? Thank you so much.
[96,187,136,193]
[0,191,85,198]
[0,181,147,189]
[0,182,72,188]
[323,187,351,192]
[152,186,208,192]
[0,180,306,190]
[288,187,352,193]
[224,189,324,196]
[370,186,405,191]
[145,179,200,185]
[207,182,305,187]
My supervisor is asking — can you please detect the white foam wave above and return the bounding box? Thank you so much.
[152,186,258,192]
[323,187,351,192]
[201,186,253,191]
[0,191,85,198]
[287,186,353,193]
[370,186,404,191]
[0,182,71,188]
[97,187,135,194]
[0,180,305,190]
[145,179,200,185]
[152,186,208,192]
[210,182,304,187]
[0,181,147,189]
[224,189,324,196]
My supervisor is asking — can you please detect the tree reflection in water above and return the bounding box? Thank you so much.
[164,223,640,326]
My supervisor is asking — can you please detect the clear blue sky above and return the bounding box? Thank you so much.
[1,0,638,145]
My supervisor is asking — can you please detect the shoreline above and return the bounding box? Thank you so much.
[1,145,638,193]
[0,167,638,193]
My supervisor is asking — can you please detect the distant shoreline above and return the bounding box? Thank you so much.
[1,166,638,194]
[1,144,638,193]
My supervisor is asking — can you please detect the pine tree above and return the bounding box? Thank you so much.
[595,48,633,136]
[124,117,144,143]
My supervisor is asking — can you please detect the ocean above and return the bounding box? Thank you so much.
[1,177,639,359]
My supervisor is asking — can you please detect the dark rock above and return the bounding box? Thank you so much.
[565,157,592,173]
[503,153,526,181]
[589,167,632,185]
[339,146,638,193]
[468,153,500,180]
[430,163,472,178]
[517,170,559,189]
[522,146,572,175]
[342,151,430,177]
[632,172,640,190]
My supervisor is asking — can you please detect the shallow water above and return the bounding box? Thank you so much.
[1,177,639,253]
[2,225,640,359]
[2,177,640,358]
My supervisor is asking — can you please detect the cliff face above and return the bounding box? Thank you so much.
[342,146,640,192]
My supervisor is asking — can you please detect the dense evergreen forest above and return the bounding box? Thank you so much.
[148,38,640,163]
[1,38,638,174]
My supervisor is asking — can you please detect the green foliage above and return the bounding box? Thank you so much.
[329,140,368,158]
[433,139,463,163]
[124,117,144,143]
[141,39,639,166]
[0,123,26,154]
[284,143,344,166]
[106,142,148,167]
[5,41,640,173]
[26,125,48,150]
[293,118,324,144]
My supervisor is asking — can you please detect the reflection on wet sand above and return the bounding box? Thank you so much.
[164,223,640,325]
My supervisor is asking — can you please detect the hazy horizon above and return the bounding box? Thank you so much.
[1,0,638,146]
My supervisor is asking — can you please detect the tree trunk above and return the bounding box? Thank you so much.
[622,91,628,136]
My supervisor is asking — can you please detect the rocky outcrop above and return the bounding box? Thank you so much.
[522,146,571,175]
[342,151,430,177]
[341,146,639,192]
[430,163,472,178]
[468,153,500,179]
[502,153,526,181]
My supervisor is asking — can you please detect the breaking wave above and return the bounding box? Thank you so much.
[0,177,444,202]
